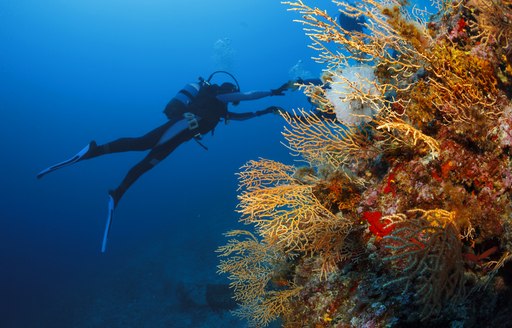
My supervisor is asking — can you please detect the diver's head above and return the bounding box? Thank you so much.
[218,82,238,94]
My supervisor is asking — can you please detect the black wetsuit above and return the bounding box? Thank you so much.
[84,84,276,207]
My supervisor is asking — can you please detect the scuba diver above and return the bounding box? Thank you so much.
[37,71,290,252]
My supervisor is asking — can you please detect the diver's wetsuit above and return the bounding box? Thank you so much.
[84,87,277,207]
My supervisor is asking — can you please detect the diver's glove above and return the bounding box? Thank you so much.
[270,82,292,96]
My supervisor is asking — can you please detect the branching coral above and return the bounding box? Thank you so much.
[374,110,441,158]
[285,0,430,74]
[426,44,503,124]
[236,158,354,278]
[382,209,465,320]
[467,0,512,54]
[217,230,301,327]
[281,109,373,176]
[286,0,426,126]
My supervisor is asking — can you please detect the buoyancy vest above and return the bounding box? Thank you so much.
[188,84,228,134]
[163,82,228,135]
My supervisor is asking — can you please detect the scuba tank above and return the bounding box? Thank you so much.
[163,71,240,120]
[163,82,201,119]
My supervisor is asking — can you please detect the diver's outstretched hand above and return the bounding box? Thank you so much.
[270,82,293,96]
[273,78,308,93]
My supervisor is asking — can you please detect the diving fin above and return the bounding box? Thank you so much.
[37,141,96,179]
[101,194,115,253]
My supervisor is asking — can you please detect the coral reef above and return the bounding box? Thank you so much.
[218,0,512,326]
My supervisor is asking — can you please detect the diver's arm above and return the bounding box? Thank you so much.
[216,90,272,103]
[216,82,291,103]
[227,106,283,121]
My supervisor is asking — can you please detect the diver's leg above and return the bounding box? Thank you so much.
[108,128,193,207]
[85,120,178,159]
[37,120,176,179]
[100,121,193,252]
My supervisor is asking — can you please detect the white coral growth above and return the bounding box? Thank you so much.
[325,65,379,125]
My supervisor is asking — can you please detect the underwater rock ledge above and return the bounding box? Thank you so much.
[218,0,512,327]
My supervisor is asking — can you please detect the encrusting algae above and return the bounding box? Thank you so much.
[217,0,512,327]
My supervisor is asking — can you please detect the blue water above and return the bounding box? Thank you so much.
[0,1,431,327]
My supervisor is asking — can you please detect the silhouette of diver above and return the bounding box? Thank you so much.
[37,71,289,252]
